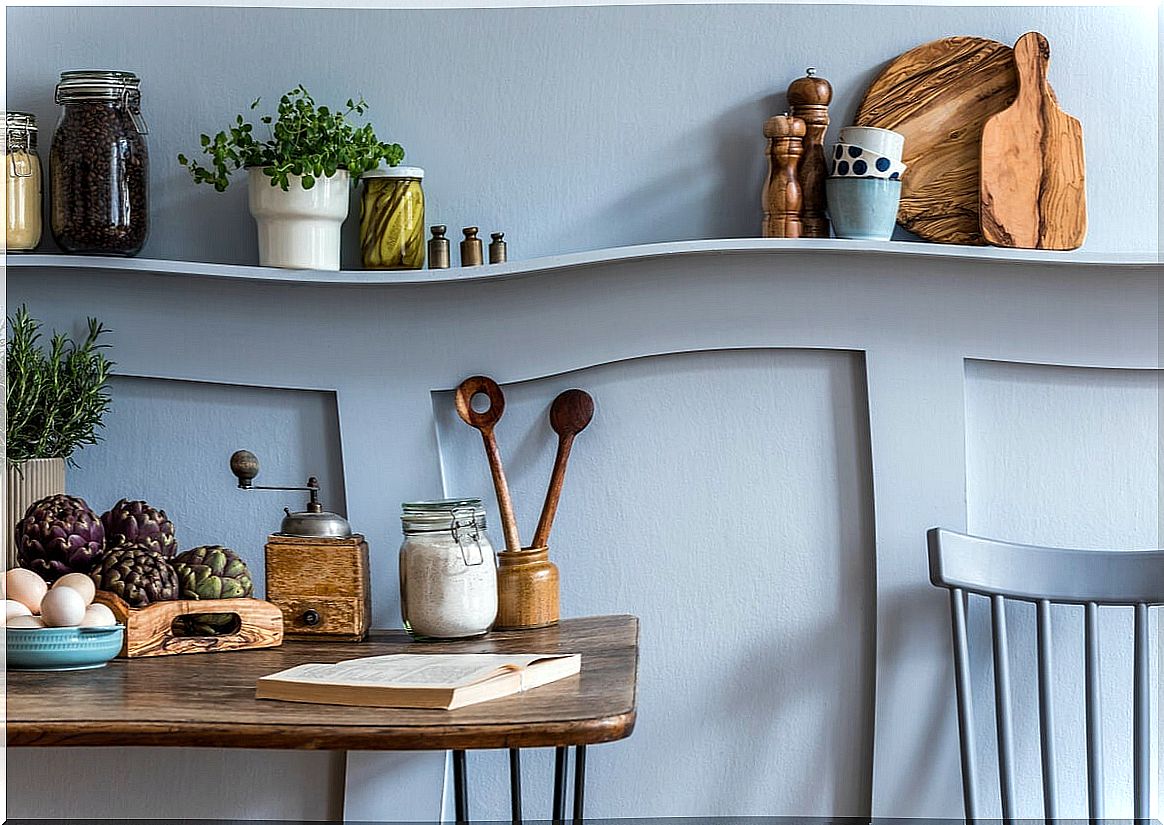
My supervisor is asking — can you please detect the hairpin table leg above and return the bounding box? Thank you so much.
[453,749,468,824]
[552,746,568,824]
[509,748,523,823]
[571,745,587,823]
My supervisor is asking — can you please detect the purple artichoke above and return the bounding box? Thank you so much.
[89,545,178,607]
[101,498,177,557]
[15,494,106,582]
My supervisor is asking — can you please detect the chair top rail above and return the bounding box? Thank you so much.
[928,529,1164,606]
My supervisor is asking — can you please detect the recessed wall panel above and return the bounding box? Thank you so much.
[964,359,1161,818]
[433,348,875,818]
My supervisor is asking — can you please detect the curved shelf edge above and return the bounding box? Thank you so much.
[5,239,1158,286]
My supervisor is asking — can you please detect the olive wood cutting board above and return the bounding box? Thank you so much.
[979,32,1086,250]
[856,36,1021,245]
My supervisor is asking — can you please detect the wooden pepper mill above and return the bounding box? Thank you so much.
[787,68,833,238]
[762,113,805,238]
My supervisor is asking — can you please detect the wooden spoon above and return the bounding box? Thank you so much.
[532,389,595,549]
[454,376,522,553]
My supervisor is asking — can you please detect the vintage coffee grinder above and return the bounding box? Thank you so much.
[230,450,370,641]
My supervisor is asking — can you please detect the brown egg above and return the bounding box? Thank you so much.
[52,572,97,605]
[5,568,48,614]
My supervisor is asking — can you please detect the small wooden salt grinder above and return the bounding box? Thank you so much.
[762,113,805,239]
[495,546,560,630]
[787,68,833,238]
[460,227,484,267]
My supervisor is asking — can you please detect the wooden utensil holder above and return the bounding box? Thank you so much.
[93,591,284,658]
[495,546,559,630]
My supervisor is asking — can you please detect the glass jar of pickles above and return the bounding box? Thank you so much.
[359,167,424,269]
[5,112,43,252]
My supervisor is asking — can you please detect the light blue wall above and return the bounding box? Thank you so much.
[4,3,1161,822]
[5,3,1159,264]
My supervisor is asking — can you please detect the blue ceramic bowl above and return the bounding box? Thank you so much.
[7,625,124,671]
[826,177,902,241]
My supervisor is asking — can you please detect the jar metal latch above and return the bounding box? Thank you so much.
[121,87,149,135]
[450,506,485,566]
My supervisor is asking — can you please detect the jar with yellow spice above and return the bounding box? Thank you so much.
[359,167,425,269]
[5,112,43,252]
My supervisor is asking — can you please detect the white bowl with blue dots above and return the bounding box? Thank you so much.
[829,143,906,180]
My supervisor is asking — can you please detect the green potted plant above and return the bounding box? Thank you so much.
[179,85,404,271]
[5,307,114,565]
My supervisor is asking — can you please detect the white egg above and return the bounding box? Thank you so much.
[7,614,45,628]
[4,568,48,614]
[79,602,117,627]
[52,572,97,605]
[5,599,32,621]
[39,586,87,627]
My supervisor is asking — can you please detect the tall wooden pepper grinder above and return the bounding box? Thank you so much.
[762,113,805,238]
[787,67,833,238]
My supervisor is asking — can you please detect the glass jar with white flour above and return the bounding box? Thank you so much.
[399,499,498,640]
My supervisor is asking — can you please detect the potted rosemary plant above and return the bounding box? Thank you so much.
[5,307,114,564]
[179,85,404,271]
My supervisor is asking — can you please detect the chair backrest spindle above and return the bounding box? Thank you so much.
[1035,598,1058,820]
[949,587,979,820]
[1084,601,1104,820]
[1133,602,1149,820]
[990,594,1017,819]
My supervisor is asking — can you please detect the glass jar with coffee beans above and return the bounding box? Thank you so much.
[50,70,149,256]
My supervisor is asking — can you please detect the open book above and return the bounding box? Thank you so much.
[256,653,582,710]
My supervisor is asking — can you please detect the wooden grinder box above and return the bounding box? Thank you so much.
[265,533,370,640]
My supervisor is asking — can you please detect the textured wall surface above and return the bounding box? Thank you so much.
[5,3,1159,263]
[3,2,1161,823]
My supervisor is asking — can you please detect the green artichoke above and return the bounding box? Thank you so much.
[16,494,106,582]
[101,498,178,558]
[171,545,253,636]
[90,545,178,607]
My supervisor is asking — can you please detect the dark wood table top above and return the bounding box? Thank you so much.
[6,614,638,751]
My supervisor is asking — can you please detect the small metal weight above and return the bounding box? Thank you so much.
[488,232,507,264]
[428,225,450,269]
[460,227,484,267]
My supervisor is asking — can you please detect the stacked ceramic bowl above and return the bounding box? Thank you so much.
[826,126,906,241]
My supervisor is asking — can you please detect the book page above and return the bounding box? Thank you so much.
[261,654,565,690]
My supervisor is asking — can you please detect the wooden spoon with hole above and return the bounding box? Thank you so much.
[454,376,522,553]
[532,389,595,549]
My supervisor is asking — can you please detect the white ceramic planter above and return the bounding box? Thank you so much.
[248,169,350,271]
[6,457,66,567]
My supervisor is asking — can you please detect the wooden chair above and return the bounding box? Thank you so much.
[927,528,1164,820]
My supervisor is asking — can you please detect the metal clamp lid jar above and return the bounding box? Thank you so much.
[399,499,498,640]
[50,70,150,256]
[5,112,42,251]
[359,167,425,270]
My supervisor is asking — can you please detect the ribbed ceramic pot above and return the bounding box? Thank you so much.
[248,169,350,271]
[6,457,66,566]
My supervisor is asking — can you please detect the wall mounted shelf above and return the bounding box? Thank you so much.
[6,239,1156,287]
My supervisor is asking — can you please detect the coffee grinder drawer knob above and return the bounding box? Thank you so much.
[301,609,322,627]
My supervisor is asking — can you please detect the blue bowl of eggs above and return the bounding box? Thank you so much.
[6,568,123,670]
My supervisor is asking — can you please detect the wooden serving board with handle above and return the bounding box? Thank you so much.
[979,32,1086,250]
[94,591,284,658]
[856,36,1020,245]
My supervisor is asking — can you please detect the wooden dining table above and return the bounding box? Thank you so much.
[6,613,640,824]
